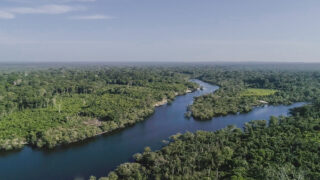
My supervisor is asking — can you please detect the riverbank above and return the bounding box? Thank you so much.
[0,85,198,152]
[154,89,195,107]
[189,68,319,121]
[189,80,271,120]
[98,103,319,180]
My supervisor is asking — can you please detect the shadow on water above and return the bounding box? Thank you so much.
[0,149,24,158]
[0,79,306,180]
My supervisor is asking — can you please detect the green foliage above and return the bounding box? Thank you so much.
[189,67,320,120]
[100,104,320,180]
[0,67,197,150]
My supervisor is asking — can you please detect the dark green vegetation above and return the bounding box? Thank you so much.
[2,63,320,180]
[189,67,320,120]
[89,64,320,180]
[96,102,320,180]
[0,66,198,150]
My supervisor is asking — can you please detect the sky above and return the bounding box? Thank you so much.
[0,0,320,62]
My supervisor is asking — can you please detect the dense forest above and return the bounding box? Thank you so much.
[1,63,320,180]
[188,67,320,120]
[0,66,198,150]
[87,64,320,180]
[94,102,320,180]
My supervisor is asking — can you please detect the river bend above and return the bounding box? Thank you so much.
[0,80,304,180]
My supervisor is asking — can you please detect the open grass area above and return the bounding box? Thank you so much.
[240,88,277,97]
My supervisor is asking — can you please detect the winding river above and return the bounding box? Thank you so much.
[0,80,305,180]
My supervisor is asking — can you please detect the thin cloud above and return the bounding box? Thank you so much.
[0,11,15,19]
[70,14,114,20]
[0,4,85,19]
[7,5,85,14]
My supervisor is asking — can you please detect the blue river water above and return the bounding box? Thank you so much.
[0,80,305,180]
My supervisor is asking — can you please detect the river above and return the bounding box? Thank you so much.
[0,80,305,180]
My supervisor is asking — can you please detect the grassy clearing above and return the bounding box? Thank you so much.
[240,88,277,97]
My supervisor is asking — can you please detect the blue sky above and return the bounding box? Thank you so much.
[0,0,320,62]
